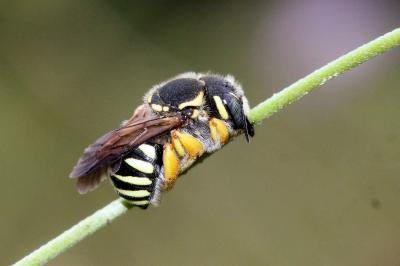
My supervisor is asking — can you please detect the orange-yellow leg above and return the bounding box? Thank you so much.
[163,143,180,190]
[163,130,205,190]
[209,118,230,145]
[172,130,204,159]
[171,131,186,157]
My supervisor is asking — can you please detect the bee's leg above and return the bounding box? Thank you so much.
[162,130,206,190]
[209,118,230,145]
[171,130,204,159]
[171,131,186,157]
[162,143,180,190]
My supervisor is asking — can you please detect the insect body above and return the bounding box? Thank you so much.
[70,72,254,208]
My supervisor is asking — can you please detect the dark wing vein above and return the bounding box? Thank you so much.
[69,104,183,194]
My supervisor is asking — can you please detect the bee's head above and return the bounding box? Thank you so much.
[146,78,206,120]
[145,73,254,141]
[200,75,254,142]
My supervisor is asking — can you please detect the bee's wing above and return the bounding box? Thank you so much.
[69,104,183,194]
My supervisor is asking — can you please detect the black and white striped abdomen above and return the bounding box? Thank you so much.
[110,143,162,209]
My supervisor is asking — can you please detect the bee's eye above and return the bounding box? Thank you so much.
[181,107,193,118]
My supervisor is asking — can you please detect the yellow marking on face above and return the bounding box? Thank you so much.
[113,174,152,186]
[171,131,186,157]
[191,109,199,119]
[163,143,180,190]
[125,158,154,174]
[174,131,204,158]
[138,144,156,159]
[117,189,150,198]
[178,91,204,110]
[210,118,230,145]
[151,104,163,112]
[213,95,229,120]
[129,200,149,206]
[147,94,152,103]
[163,106,170,112]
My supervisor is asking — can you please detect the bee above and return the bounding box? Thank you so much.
[70,72,254,208]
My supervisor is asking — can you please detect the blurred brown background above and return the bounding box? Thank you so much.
[1,1,400,265]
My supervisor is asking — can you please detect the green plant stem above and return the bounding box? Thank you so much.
[13,28,400,266]
[13,199,132,266]
[249,28,400,123]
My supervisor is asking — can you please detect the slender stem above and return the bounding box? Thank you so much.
[13,28,400,266]
[13,199,132,266]
[249,28,400,123]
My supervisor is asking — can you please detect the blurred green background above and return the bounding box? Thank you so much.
[1,1,400,265]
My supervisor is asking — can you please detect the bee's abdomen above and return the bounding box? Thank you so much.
[110,143,162,209]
